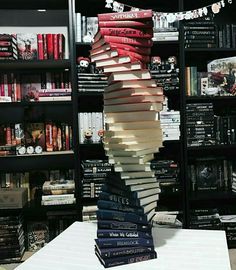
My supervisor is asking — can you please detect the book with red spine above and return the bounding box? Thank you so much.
[58,34,65,59]
[46,34,54,59]
[99,28,153,38]
[98,10,153,21]
[53,34,59,60]
[109,42,151,56]
[52,124,58,151]
[43,34,48,60]
[46,122,53,152]
[37,34,44,60]
[92,36,153,50]
[98,20,153,29]
[116,48,150,63]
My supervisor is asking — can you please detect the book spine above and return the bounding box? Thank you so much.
[43,34,48,59]
[100,28,153,38]
[46,34,54,59]
[46,122,53,151]
[116,48,150,63]
[104,35,153,47]
[97,229,152,239]
[96,209,148,224]
[98,10,153,21]
[58,34,65,59]
[53,34,59,60]
[37,34,44,60]
[96,237,153,248]
[101,252,157,267]
[99,20,153,29]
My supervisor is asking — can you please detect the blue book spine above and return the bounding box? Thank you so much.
[97,229,152,239]
[96,250,157,267]
[97,220,152,232]
[96,245,155,258]
[97,200,144,215]
[97,209,148,224]
[99,191,140,207]
[95,237,154,248]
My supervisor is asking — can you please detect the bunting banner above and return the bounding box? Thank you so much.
[105,0,232,22]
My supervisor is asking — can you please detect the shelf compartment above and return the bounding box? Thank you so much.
[0,151,74,171]
[190,191,236,201]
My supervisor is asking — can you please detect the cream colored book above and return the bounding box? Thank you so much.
[105,111,159,123]
[104,102,163,113]
[90,49,118,62]
[104,140,162,151]
[103,61,142,73]
[107,69,151,84]
[106,147,161,157]
[105,128,162,138]
[104,95,164,105]
[108,153,154,164]
[106,121,161,131]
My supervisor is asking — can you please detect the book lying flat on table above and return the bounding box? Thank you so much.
[104,136,160,144]
[105,111,160,123]
[95,55,132,67]
[102,62,143,73]
[104,141,162,151]
[106,148,161,158]
[108,153,154,164]
[106,121,161,131]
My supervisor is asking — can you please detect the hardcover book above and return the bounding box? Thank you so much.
[17,33,38,60]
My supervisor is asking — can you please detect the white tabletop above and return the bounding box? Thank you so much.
[16,221,231,270]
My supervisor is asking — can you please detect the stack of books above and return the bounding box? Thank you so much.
[81,160,113,199]
[82,205,98,222]
[77,73,107,92]
[186,103,215,147]
[0,214,25,263]
[90,9,164,267]
[41,170,75,206]
[0,34,18,60]
[160,109,180,141]
[184,16,217,48]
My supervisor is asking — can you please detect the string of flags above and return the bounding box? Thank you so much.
[105,0,233,22]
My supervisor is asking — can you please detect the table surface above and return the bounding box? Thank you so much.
[16,221,231,270]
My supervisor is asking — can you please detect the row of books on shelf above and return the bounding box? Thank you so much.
[186,103,236,146]
[0,33,66,61]
[183,16,236,48]
[186,56,236,97]
[0,122,72,156]
[0,72,71,103]
[0,169,75,207]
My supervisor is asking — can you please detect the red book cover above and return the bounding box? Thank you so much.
[100,27,153,38]
[98,10,153,21]
[0,75,4,96]
[109,42,151,56]
[57,126,62,151]
[43,34,48,60]
[46,34,54,59]
[53,34,59,60]
[7,73,12,98]
[0,41,15,47]
[37,34,44,60]
[46,123,53,152]
[116,48,150,63]
[103,35,153,48]
[0,52,16,57]
[98,20,153,28]
[65,124,70,150]
[52,124,58,151]
[58,34,65,59]
[0,34,17,42]
[6,126,11,145]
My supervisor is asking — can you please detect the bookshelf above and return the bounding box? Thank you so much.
[0,0,236,263]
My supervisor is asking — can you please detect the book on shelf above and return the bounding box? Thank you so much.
[104,95,164,105]
[27,221,49,251]
[98,27,153,39]
[106,147,161,158]
[105,111,159,123]
[17,33,38,60]
[107,69,151,84]
[104,102,162,113]
[106,121,161,131]
[97,229,152,239]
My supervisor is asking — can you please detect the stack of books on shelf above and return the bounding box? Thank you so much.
[188,157,232,192]
[151,159,179,195]
[41,170,75,206]
[78,112,104,144]
[151,210,182,228]
[184,16,217,48]
[220,214,236,247]
[82,205,98,222]
[0,34,18,60]
[77,72,107,92]
[81,160,113,199]
[186,103,215,147]
[90,9,164,267]
[149,56,179,92]
[189,208,221,230]
[0,214,25,263]
[152,13,179,42]
[160,109,180,141]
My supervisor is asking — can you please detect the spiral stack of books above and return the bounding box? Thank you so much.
[90,9,164,268]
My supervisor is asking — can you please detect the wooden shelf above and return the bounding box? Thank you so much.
[0,151,74,171]
[0,59,70,71]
